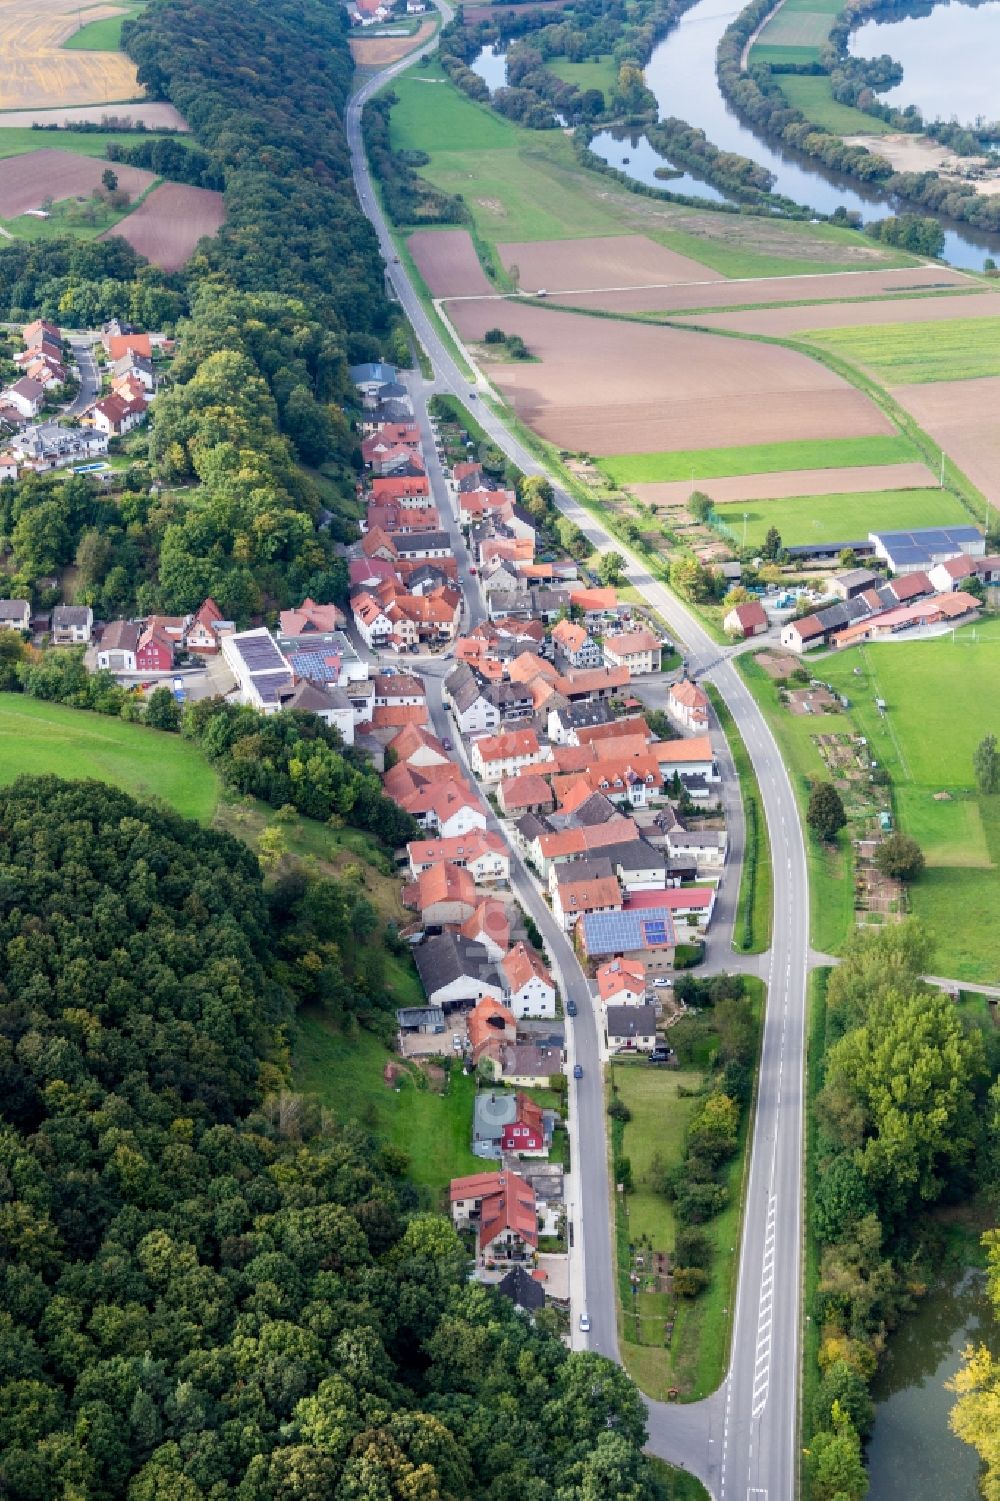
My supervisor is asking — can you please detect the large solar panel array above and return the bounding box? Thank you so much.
[237,632,286,672]
[874,526,981,549]
[581,906,677,954]
[288,650,339,683]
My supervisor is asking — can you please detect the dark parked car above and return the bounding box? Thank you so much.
[566,999,578,1017]
[573,1063,583,1080]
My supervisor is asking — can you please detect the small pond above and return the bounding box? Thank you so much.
[866,1267,994,1500]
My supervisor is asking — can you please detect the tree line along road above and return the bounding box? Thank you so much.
[346,17,812,1497]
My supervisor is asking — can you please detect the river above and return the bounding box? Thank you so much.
[866,1267,993,1500]
[475,0,1000,268]
[850,0,1000,127]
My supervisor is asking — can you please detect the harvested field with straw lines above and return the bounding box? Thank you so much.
[0,0,141,110]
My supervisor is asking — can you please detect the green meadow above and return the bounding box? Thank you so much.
[0,125,166,159]
[599,434,917,485]
[0,694,219,822]
[742,634,1000,980]
[382,62,916,278]
[775,75,892,135]
[803,317,1000,383]
[715,486,971,549]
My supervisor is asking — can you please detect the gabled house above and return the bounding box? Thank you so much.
[468,995,517,1067]
[470,728,548,785]
[461,898,511,962]
[135,622,174,673]
[97,619,140,671]
[552,858,622,933]
[0,599,31,633]
[667,678,710,733]
[407,830,510,884]
[498,773,555,819]
[185,597,230,654]
[446,662,500,736]
[280,681,355,743]
[51,605,93,645]
[7,377,45,418]
[605,1004,657,1054]
[278,597,346,644]
[414,934,502,1011]
[602,628,661,675]
[450,1169,538,1263]
[551,618,602,669]
[724,600,768,639]
[407,861,478,926]
[501,941,556,1019]
[596,957,647,1008]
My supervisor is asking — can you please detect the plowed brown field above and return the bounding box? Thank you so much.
[0,102,188,129]
[550,265,973,315]
[673,289,1000,337]
[447,300,893,454]
[893,377,1000,508]
[101,182,225,270]
[497,234,715,291]
[0,148,155,217]
[0,0,140,110]
[349,19,435,65]
[408,228,494,296]
[630,461,937,508]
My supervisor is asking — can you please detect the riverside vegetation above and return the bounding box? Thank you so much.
[804,925,999,1501]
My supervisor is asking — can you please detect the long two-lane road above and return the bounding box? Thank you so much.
[347,33,810,1498]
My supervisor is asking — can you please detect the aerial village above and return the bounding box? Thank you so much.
[0,355,994,1315]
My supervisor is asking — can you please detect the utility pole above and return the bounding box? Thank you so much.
[743,511,749,549]
[940,448,945,487]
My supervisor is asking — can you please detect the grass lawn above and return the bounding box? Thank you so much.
[293,1011,483,1198]
[776,75,892,135]
[611,984,761,1403]
[706,685,773,952]
[740,634,1000,978]
[0,693,219,822]
[714,485,972,550]
[737,656,857,955]
[0,126,167,160]
[63,7,143,50]
[547,55,619,97]
[804,316,1000,383]
[646,1458,709,1500]
[599,434,917,486]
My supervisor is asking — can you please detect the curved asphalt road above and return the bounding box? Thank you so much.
[348,30,810,1499]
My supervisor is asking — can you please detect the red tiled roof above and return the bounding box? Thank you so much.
[501,940,553,994]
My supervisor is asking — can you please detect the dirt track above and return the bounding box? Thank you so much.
[408,229,494,297]
[0,149,155,217]
[497,234,716,291]
[102,182,224,270]
[673,289,1000,337]
[447,299,893,455]
[549,265,973,315]
[629,462,938,508]
[893,377,1000,508]
[350,19,436,66]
